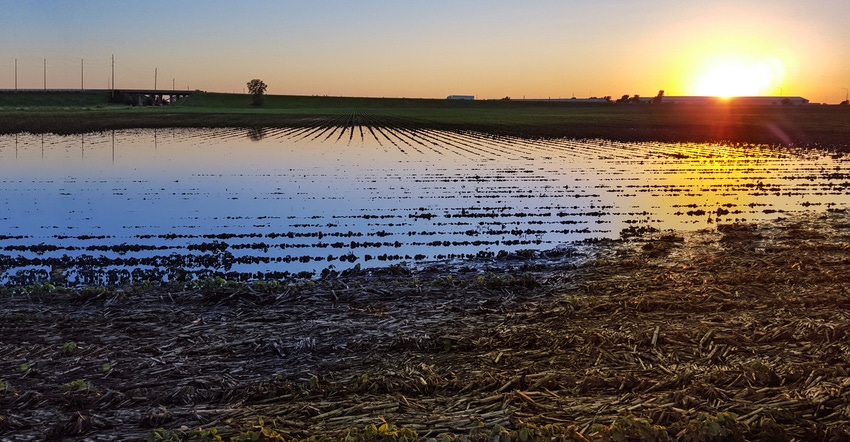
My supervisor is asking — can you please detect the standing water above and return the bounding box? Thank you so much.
[0,128,847,284]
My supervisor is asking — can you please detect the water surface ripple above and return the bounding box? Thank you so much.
[0,128,847,284]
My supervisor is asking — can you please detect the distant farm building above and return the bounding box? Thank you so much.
[447,95,474,100]
[660,96,810,105]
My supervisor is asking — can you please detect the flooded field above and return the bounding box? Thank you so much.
[1,126,848,284]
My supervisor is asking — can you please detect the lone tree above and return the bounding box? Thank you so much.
[246,79,268,106]
[652,90,664,104]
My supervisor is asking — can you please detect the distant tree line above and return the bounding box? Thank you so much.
[616,90,664,104]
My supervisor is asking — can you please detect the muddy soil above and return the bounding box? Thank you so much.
[1,211,850,440]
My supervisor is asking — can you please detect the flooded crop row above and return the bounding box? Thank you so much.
[1,122,848,284]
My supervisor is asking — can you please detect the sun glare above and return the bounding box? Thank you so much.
[693,55,785,98]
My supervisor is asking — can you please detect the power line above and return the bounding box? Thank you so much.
[5,55,189,91]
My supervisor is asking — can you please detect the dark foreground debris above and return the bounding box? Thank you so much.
[1,211,849,440]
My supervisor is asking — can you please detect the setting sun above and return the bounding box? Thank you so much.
[692,55,786,98]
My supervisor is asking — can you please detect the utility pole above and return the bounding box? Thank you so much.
[111,54,115,97]
[154,67,157,90]
[14,58,16,90]
[81,59,84,90]
[43,59,46,90]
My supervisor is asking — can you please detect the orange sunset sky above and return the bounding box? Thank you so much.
[1,0,848,103]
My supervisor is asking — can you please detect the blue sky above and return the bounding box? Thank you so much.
[2,1,849,102]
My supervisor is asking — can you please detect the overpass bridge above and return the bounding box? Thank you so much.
[109,88,204,106]
[0,88,205,106]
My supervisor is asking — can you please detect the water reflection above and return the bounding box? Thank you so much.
[247,127,266,141]
[0,128,847,285]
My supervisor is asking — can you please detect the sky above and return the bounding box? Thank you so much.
[1,0,849,102]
